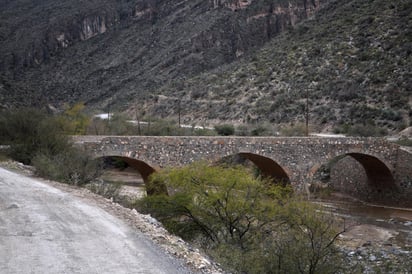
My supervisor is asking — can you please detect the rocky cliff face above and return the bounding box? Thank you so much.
[0,0,326,110]
[0,1,120,71]
[1,0,323,71]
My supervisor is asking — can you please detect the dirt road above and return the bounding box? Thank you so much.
[0,167,192,274]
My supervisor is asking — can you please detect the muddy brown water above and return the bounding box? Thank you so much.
[316,197,412,249]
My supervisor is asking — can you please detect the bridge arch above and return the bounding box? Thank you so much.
[345,153,395,189]
[219,152,291,185]
[98,155,157,184]
[311,152,396,198]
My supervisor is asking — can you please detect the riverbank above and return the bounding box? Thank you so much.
[316,194,412,273]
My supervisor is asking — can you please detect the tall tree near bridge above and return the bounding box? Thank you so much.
[139,162,346,273]
[57,102,90,135]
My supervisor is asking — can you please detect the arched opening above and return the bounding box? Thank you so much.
[110,156,157,183]
[312,153,397,203]
[219,153,290,185]
[98,156,157,196]
[346,153,395,189]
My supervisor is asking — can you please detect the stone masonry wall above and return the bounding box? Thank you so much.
[395,148,412,192]
[74,136,401,195]
[330,156,369,198]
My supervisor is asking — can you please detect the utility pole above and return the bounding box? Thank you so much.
[107,102,110,122]
[147,115,151,133]
[178,99,181,128]
[135,103,141,135]
[107,101,111,134]
[305,87,309,137]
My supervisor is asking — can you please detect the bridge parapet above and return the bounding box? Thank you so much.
[73,136,404,194]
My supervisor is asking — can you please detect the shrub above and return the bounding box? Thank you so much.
[395,137,412,147]
[0,108,69,164]
[214,124,235,136]
[138,162,345,273]
[336,123,388,137]
[144,119,180,136]
[251,125,269,136]
[57,102,90,135]
[235,125,249,136]
[280,123,308,136]
[353,125,387,136]
[32,147,102,186]
[86,180,122,199]
[0,107,102,185]
[88,113,140,135]
[211,202,345,274]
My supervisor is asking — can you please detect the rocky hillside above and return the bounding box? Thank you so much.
[0,0,411,133]
[152,0,411,133]
[0,0,323,105]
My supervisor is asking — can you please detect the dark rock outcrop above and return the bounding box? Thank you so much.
[0,0,324,109]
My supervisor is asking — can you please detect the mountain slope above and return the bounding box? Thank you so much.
[151,0,411,132]
[0,0,322,108]
[0,0,410,133]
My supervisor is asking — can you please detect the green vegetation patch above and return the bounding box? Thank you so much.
[138,162,346,273]
[0,107,101,185]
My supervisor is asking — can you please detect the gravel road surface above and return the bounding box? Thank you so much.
[0,167,192,274]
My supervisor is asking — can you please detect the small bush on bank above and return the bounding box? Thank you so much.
[0,149,9,162]
[0,108,69,164]
[214,124,235,136]
[250,125,269,136]
[0,107,101,185]
[280,123,308,136]
[334,123,387,137]
[86,180,122,199]
[395,137,412,147]
[235,125,249,136]
[32,148,102,186]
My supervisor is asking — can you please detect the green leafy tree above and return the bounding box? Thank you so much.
[138,162,345,273]
[58,102,90,135]
[270,201,346,274]
[141,162,285,245]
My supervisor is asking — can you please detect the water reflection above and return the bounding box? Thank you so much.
[316,198,412,249]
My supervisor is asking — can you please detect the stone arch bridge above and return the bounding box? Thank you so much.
[73,136,412,196]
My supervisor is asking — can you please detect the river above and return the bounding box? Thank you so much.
[316,197,412,250]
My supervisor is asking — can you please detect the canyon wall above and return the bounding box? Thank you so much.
[1,0,327,72]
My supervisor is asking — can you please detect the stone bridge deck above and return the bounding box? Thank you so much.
[73,136,412,196]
